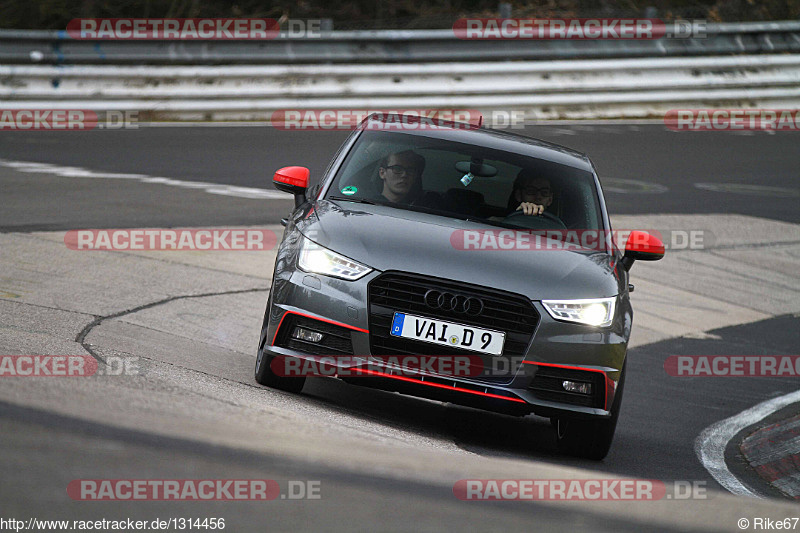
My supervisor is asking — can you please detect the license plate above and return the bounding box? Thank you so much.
[389,312,505,355]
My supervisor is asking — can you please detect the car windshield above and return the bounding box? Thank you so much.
[325,129,604,233]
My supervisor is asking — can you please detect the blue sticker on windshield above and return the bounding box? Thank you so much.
[460,173,474,187]
[391,313,405,336]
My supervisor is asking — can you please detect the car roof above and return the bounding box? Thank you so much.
[361,114,594,172]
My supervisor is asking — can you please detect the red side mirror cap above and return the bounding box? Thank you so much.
[273,166,309,190]
[624,230,665,262]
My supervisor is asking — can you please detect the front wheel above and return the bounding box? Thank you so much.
[555,361,626,460]
[254,296,306,394]
[255,351,306,393]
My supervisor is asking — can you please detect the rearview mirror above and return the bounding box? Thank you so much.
[622,230,665,270]
[454,159,497,177]
[273,166,310,208]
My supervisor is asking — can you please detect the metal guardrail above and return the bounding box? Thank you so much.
[1,21,799,64]
[1,22,798,120]
[3,56,800,100]
[2,55,799,120]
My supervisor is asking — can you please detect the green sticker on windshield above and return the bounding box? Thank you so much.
[341,186,358,195]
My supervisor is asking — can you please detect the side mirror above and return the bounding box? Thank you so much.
[273,166,310,208]
[622,230,665,271]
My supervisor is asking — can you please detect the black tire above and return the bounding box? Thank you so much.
[555,361,626,460]
[254,295,306,393]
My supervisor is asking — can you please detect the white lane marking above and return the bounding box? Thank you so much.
[695,389,800,497]
[695,183,800,197]
[0,159,289,200]
[601,177,668,194]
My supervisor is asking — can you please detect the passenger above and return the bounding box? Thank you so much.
[375,150,425,204]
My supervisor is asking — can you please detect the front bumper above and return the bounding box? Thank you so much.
[265,266,629,419]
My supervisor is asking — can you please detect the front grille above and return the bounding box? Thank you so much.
[368,272,539,384]
[528,366,605,408]
[274,314,354,356]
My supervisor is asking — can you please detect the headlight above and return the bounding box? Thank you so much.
[297,237,372,281]
[541,296,617,327]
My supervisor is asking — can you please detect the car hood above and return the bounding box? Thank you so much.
[299,200,619,300]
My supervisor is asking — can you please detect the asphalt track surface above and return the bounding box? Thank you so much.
[1,123,799,531]
[0,403,693,533]
[1,123,798,229]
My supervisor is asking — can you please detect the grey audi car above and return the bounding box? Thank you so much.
[255,114,664,460]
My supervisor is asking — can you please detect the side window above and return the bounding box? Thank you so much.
[336,140,414,196]
[316,130,360,196]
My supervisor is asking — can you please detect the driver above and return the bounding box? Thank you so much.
[376,150,425,204]
[508,169,553,216]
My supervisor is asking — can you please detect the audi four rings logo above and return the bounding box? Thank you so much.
[424,290,484,316]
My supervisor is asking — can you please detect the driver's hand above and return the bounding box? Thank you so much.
[516,202,545,216]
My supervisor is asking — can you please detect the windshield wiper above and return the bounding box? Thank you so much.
[328,196,386,206]
[329,196,496,226]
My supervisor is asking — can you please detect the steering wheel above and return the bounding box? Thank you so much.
[502,209,567,230]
